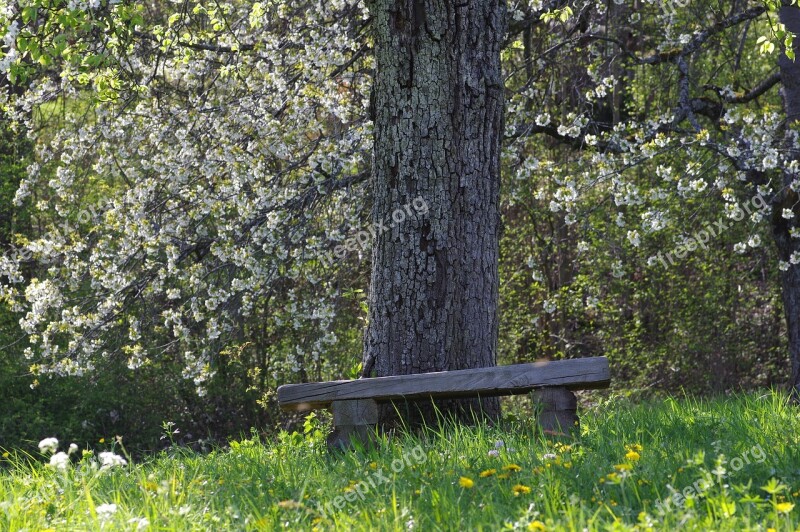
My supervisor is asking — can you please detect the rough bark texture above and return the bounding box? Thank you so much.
[363,0,506,425]
[776,3,800,400]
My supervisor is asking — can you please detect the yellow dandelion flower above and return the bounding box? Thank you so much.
[606,472,620,483]
[563,461,572,469]
[503,464,522,472]
[528,520,547,531]
[512,484,532,495]
[1,452,8,459]
[369,462,377,470]
[614,463,632,471]
[99,438,105,443]
[625,450,640,462]
[767,528,777,532]
[626,443,643,452]
[459,476,474,489]
[479,469,497,478]
[776,502,795,513]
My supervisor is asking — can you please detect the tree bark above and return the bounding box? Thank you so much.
[363,0,506,425]
[775,3,800,400]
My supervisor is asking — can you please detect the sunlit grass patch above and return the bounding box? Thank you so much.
[0,391,798,530]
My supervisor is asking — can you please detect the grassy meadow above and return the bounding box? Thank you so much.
[1,392,799,531]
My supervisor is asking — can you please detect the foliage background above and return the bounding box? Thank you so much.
[0,0,795,454]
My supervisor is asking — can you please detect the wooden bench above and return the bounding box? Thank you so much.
[277,356,610,449]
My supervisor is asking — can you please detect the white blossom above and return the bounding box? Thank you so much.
[535,113,550,126]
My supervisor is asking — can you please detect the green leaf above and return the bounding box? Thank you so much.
[21,6,37,24]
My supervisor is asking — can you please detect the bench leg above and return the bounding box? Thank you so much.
[327,399,379,451]
[533,387,578,436]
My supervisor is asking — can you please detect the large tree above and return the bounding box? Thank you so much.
[362,0,506,423]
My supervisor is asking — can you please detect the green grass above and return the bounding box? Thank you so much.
[1,391,799,531]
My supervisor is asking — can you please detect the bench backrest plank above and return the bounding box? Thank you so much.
[277,357,609,411]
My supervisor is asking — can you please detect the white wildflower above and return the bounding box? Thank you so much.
[48,452,70,470]
[96,503,117,522]
[128,517,150,530]
[38,437,59,454]
[98,451,128,469]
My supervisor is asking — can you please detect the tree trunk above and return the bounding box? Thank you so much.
[775,3,800,399]
[363,0,506,426]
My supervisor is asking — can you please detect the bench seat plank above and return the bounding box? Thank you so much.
[278,357,609,411]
